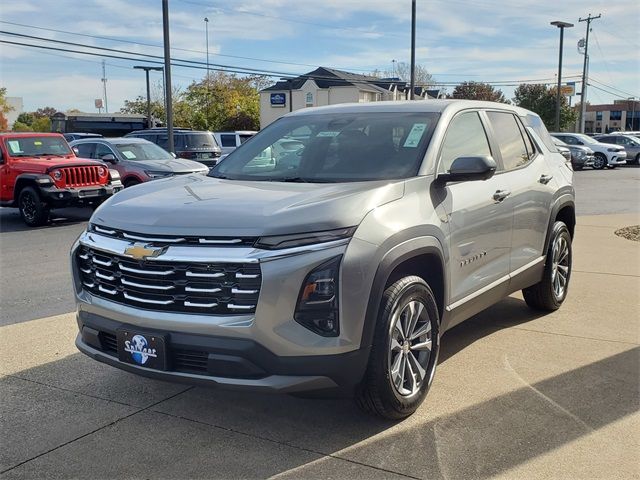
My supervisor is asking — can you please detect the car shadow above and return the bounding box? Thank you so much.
[0,207,91,233]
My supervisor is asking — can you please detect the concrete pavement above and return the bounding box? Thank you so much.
[1,213,638,479]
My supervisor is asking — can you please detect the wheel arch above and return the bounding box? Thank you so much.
[360,235,447,350]
[13,174,48,200]
[544,195,575,253]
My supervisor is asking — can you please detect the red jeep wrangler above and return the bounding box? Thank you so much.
[0,132,123,227]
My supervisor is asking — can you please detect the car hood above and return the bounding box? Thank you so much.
[91,175,405,237]
[591,141,624,151]
[568,145,594,154]
[129,158,208,173]
[12,155,105,173]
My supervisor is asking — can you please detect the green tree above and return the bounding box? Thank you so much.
[0,87,14,130]
[16,112,35,126]
[448,82,507,102]
[31,116,51,132]
[12,121,33,132]
[513,83,576,131]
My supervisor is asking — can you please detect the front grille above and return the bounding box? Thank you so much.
[88,224,257,247]
[100,331,118,354]
[76,246,261,314]
[62,166,103,187]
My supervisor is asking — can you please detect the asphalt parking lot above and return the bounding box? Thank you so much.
[1,166,638,479]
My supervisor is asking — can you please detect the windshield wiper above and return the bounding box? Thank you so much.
[271,176,310,183]
[209,173,229,179]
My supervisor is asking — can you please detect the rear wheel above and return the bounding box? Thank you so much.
[356,276,440,420]
[593,153,607,169]
[523,221,572,311]
[18,186,50,227]
[634,153,640,165]
[124,178,141,188]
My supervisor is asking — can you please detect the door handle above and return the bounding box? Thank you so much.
[539,174,553,184]
[493,189,511,202]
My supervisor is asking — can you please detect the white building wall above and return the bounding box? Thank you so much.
[6,97,23,129]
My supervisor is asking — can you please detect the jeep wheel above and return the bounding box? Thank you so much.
[523,221,572,311]
[356,276,439,420]
[18,187,50,227]
[593,153,607,170]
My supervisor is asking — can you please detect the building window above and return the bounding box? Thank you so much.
[610,110,622,120]
[596,111,603,121]
[305,92,313,107]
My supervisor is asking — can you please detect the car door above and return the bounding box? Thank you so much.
[483,110,554,274]
[438,110,513,307]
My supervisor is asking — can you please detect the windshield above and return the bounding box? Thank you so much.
[115,142,173,161]
[575,134,598,144]
[184,133,218,149]
[211,112,439,182]
[552,137,568,147]
[4,136,72,157]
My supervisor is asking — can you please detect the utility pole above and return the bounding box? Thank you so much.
[409,0,416,100]
[101,60,109,113]
[162,0,174,153]
[578,13,601,133]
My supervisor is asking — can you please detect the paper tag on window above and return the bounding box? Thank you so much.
[403,123,427,148]
[7,141,22,153]
[316,131,340,137]
[121,150,136,159]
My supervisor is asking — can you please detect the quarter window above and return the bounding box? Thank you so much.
[486,111,530,170]
[75,143,95,159]
[438,112,491,173]
[220,134,237,147]
[94,143,115,159]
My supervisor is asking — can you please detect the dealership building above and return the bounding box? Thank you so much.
[584,99,640,133]
[259,67,441,127]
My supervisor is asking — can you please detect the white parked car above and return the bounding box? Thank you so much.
[213,131,257,159]
[551,133,626,169]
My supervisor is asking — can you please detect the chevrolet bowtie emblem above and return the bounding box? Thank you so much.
[123,243,166,260]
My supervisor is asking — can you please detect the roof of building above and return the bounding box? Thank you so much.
[262,67,432,95]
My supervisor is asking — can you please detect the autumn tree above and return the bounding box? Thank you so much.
[448,82,507,102]
[371,62,435,86]
[0,87,14,130]
[513,83,576,131]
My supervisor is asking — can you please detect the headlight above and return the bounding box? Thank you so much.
[108,169,121,180]
[254,227,356,250]
[575,150,586,159]
[51,170,62,181]
[97,167,107,177]
[294,256,341,337]
[145,170,173,179]
[607,148,618,152]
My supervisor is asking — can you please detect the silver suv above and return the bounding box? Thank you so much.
[71,101,575,419]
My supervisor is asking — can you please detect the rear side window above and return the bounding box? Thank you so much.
[438,111,491,173]
[486,111,530,171]
[75,143,95,159]
[219,134,237,147]
[184,133,215,149]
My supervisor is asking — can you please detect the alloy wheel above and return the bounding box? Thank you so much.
[388,300,433,397]
[551,235,570,300]
[20,193,37,222]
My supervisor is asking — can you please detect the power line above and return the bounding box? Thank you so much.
[588,83,637,101]
[589,77,639,99]
[1,32,582,88]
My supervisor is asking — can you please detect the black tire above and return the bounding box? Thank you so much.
[573,164,583,171]
[593,153,607,169]
[523,221,572,311]
[356,276,440,420]
[124,178,141,188]
[18,186,50,227]
[634,153,640,165]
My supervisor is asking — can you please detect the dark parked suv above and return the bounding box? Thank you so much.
[125,128,222,168]
[72,101,575,419]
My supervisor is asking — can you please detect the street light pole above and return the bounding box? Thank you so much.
[134,66,164,129]
[578,13,601,133]
[409,0,416,100]
[204,17,210,129]
[162,0,174,153]
[551,21,573,132]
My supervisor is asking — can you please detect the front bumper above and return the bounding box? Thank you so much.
[607,153,627,165]
[76,310,370,394]
[40,183,122,207]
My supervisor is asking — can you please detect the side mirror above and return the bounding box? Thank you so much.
[72,146,80,156]
[171,152,177,158]
[436,155,497,185]
[101,154,117,163]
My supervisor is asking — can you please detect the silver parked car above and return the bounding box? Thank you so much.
[594,134,640,165]
[71,101,575,419]
[551,136,595,170]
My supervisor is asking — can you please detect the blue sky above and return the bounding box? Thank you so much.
[1,0,638,113]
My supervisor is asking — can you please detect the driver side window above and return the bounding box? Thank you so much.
[94,143,114,159]
[439,112,491,173]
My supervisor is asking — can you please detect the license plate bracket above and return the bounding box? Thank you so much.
[117,330,168,370]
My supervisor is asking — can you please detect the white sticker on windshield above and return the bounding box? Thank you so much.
[316,131,340,137]
[403,123,427,148]
[7,141,22,153]
[121,150,136,159]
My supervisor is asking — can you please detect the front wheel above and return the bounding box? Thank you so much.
[18,186,50,227]
[356,276,440,420]
[523,221,572,311]
[593,153,607,169]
